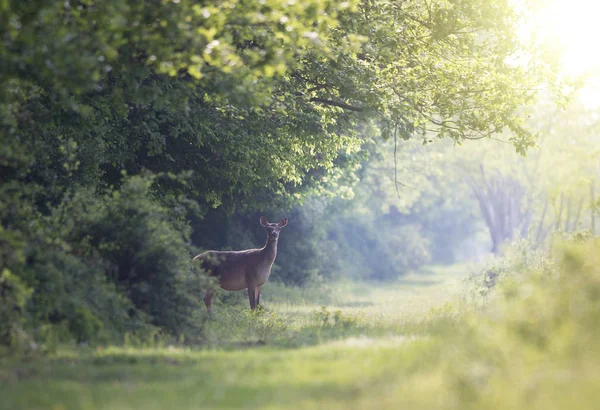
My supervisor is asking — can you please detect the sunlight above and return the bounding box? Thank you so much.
[535,0,600,76]
[523,0,600,109]
[577,77,600,109]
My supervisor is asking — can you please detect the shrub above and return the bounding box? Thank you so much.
[465,240,554,301]
[448,238,600,408]
[23,245,134,345]
[0,269,33,350]
[269,207,324,286]
[1,174,208,350]
[65,175,206,337]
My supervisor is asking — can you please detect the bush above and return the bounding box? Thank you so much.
[1,174,209,350]
[23,245,134,345]
[446,238,600,409]
[465,240,554,301]
[64,175,206,337]
[0,269,32,350]
[270,207,324,286]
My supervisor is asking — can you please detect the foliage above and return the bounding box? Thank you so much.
[290,0,558,151]
[0,0,566,348]
[0,269,32,350]
[465,240,555,301]
[450,97,600,253]
[0,0,351,99]
[0,175,210,349]
[268,207,325,286]
[75,175,203,336]
[346,98,600,262]
[322,214,432,280]
[353,137,483,262]
[440,237,600,410]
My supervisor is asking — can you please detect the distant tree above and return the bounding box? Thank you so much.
[456,99,600,253]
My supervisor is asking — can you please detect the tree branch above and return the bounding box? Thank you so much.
[306,84,332,93]
[308,98,365,112]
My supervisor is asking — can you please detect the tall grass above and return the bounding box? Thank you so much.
[1,239,599,410]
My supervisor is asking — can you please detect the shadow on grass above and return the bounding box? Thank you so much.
[0,347,384,410]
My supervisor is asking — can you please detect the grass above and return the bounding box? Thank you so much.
[2,252,600,410]
[0,342,440,410]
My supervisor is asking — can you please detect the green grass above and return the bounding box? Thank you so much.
[2,254,600,410]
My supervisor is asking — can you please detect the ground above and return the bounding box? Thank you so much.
[8,267,600,410]
[0,265,470,410]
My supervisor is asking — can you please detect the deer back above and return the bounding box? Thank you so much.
[195,248,272,291]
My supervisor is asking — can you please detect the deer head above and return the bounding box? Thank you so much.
[260,216,288,242]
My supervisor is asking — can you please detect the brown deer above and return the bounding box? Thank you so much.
[193,216,288,316]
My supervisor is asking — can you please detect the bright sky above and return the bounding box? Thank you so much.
[532,0,600,106]
[536,0,600,75]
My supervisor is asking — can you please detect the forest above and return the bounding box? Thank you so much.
[1,0,599,409]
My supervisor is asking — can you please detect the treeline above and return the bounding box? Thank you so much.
[0,0,554,348]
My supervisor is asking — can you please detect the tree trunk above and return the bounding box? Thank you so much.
[592,182,596,235]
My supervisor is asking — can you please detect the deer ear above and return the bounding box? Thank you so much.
[278,218,288,227]
[260,216,269,227]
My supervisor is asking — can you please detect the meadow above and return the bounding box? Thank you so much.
[2,243,599,410]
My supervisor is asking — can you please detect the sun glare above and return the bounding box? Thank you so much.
[530,0,600,106]
[536,0,600,75]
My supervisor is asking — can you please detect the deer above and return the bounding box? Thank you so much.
[193,216,288,316]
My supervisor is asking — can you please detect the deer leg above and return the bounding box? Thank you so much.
[255,285,262,307]
[247,285,257,310]
[203,289,216,318]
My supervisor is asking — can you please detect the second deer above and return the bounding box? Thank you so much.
[193,216,288,316]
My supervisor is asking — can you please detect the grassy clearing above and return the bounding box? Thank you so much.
[2,250,599,410]
[0,265,466,410]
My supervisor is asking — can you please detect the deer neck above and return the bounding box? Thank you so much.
[262,237,278,263]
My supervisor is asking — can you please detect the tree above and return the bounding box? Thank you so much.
[453,97,600,253]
